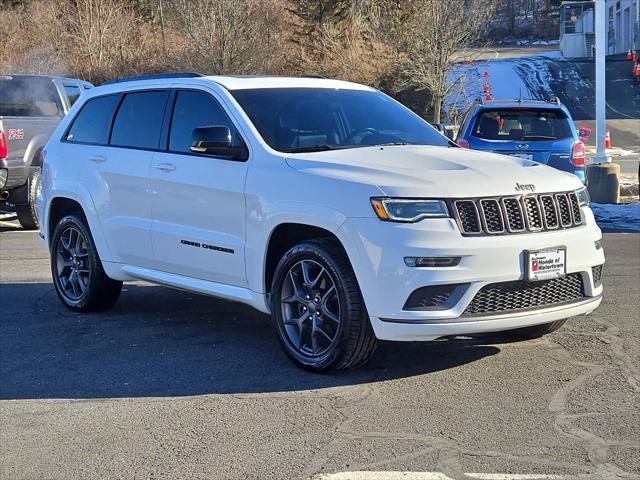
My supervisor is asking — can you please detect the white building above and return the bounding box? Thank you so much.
[560,0,639,57]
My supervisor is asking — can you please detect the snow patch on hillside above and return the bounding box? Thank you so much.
[445,51,590,120]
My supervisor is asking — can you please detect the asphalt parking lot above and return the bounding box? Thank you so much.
[0,217,638,480]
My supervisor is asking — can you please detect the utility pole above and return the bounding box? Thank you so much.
[636,0,640,51]
[592,0,609,164]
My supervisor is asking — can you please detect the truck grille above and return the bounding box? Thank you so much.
[452,191,583,236]
[462,273,585,316]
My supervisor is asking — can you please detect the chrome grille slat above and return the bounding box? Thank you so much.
[452,191,583,236]
[540,195,559,230]
[479,199,504,233]
[522,196,543,231]
[502,197,525,232]
[555,193,573,227]
[568,192,582,224]
[454,200,481,234]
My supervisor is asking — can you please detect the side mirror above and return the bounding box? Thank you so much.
[190,126,247,160]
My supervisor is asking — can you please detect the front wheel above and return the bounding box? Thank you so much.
[51,214,122,312]
[271,238,377,372]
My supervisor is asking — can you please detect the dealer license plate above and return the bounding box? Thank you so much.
[526,248,566,281]
[511,153,533,160]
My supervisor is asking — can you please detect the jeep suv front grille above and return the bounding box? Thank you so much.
[452,191,583,236]
[462,273,585,316]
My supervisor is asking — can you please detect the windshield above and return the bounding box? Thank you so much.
[0,76,63,117]
[471,108,572,141]
[230,88,450,153]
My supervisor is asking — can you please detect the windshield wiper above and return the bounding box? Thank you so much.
[282,144,336,153]
[521,135,557,141]
[375,142,410,147]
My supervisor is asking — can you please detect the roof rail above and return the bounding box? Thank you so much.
[548,95,561,105]
[102,72,204,85]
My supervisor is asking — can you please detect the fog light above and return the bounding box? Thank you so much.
[404,256,461,267]
[0,168,7,188]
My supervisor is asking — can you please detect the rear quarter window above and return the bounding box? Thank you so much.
[0,76,63,117]
[65,94,121,145]
[471,108,573,141]
[64,85,82,107]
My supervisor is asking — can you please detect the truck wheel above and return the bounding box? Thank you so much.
[51,214,122,312]
[271,238,377,371]
[505,319,567,339]
[15,168,41,230]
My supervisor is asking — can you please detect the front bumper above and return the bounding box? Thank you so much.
[338,207,604,341]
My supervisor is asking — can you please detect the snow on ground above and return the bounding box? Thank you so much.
[591,202,640,232]
[444,50,589,120]
[585,146,638,157]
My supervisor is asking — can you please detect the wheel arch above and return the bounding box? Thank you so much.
[263,222,352,295]
[46,189,113,262]
[47,197,87,246]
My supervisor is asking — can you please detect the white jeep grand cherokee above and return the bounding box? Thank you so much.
[38,74,604,371]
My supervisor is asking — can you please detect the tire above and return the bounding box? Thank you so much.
[15,168,41,230]
[50,214,122,312]
[271,238,377,372]
[505,319,567,339]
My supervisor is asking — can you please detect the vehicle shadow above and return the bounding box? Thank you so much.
[0,282,503,400]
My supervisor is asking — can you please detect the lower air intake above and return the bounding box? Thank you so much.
[463,273,585,316]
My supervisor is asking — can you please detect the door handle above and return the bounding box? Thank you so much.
[154,163,176,172]
[88,155,107,163]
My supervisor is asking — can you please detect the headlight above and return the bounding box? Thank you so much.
[370,198,449,222]
[576,187,590,206]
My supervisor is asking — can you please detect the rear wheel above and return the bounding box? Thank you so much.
[505,319,567,339]
[51,214,122,312]
[15,168,41,230]
[271,238,377,372]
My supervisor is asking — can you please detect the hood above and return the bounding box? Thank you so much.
[285,145,583,198]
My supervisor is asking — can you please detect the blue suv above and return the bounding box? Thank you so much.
[455,98,585,183]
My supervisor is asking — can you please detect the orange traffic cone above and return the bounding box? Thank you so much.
[605,129,612,149]
[634,63,640,76]
[628,49,633,60]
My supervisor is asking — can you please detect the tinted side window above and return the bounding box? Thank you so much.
[111,91,168,149]
[65,94,120,144]
[64,85,82,107]
[169,90,242,154]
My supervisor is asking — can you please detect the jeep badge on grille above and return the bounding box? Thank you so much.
[515,183,536,192]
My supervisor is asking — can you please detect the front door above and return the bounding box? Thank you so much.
[149,88,249,287]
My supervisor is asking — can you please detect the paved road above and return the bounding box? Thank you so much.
[1,222,638,480]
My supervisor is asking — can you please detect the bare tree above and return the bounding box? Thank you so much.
[298,6,394,86]
[58,0,140,82]
[398,0,497,123]
[171,0,290,75]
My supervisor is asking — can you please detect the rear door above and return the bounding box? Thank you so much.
[148,87,249,286]
[70,89,169,267]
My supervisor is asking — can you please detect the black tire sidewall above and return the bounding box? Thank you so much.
[271,241,360,371]
[15,168,41,230]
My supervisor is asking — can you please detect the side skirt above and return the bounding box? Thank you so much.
[101,261,270,314]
